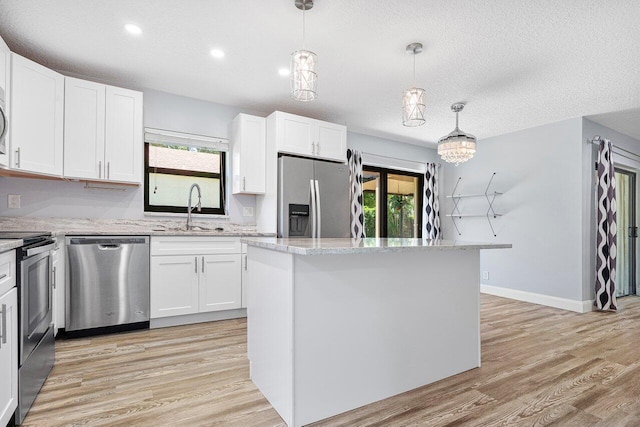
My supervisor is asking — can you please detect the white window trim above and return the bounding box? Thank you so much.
[144,127,229,151]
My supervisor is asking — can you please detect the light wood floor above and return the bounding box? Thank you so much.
[23,294,640,426]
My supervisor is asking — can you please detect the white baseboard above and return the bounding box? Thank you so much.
[481,284,593,313]
[150,308,247,329]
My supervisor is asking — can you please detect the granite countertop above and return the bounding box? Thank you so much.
[0,239,23,252]
[0,217,272,237]
[241,237,512,255]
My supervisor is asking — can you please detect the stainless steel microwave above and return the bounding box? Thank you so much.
[0,87,7,155]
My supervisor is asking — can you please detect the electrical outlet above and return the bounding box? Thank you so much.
[8,194,20,209]
[482,271,489,281]
[243,207,254,217]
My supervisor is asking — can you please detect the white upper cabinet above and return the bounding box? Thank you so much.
[10,53,64,176]
[273,111,347,162]
[231,113,266,194]
[104,85,143,183]
[0,36,10,168]
[64,77,106,180]
[64,79,142,183]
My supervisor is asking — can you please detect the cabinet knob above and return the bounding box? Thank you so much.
[15,147,20,168]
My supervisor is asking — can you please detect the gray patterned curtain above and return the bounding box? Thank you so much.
[595,138,617,311]
[347,149,365,238]
[423,163,441,239]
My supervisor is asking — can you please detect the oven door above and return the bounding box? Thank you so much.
[20,249,53,365]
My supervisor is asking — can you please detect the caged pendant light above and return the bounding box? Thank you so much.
[438,103,477,166]
[402,42,426,127]
[290,0,317,102]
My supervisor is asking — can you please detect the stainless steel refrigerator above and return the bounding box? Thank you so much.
[278,155,350,238]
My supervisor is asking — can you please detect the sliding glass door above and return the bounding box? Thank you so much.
[362,167,423,238]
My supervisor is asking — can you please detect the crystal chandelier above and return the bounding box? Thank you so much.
[290,0,317,102]
[402,43,426,127]
[438,103,477,165]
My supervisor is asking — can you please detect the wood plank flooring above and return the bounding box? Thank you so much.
[23,294,640,426]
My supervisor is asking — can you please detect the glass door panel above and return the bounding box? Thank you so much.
[387,173,419,238]
[615,169,636,297]
[363,171,381,238]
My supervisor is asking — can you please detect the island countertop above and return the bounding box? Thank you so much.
[241,237,511,255]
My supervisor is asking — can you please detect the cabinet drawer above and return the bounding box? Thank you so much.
[0,250,16,296]
[151,236,241,256]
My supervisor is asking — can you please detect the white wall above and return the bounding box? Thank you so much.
[0,89,266,222]
[347,132,439,166]
[0,89,437,222]
[440,117,586,305]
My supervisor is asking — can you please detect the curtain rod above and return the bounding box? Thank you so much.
[360,151,441,167]
[589,135,640,160]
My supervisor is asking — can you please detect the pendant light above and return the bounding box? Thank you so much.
[402,42,426,127]
[290,0,317,102]
[438,103,477,166]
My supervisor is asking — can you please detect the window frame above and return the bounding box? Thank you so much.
[143,142,226,215]
[362,165,424,238]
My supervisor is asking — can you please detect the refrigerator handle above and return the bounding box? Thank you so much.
[315,180,322,237]
[310,179,317,238]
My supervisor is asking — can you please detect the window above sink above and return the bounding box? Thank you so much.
[143,128,228,216]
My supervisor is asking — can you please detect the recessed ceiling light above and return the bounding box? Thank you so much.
[124,24,142,35]
[278,68,290,77]
[210,49,225,59]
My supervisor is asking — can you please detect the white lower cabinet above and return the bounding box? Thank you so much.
[52,239,66,334]
[151,255,200,318]
[150,237,242,319]
[0,264,18,426]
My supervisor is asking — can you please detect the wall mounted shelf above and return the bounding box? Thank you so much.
[447,172,503,237]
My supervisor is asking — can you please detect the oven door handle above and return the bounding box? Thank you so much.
[26,242,56,257]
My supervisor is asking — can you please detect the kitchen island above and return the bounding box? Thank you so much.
[242,237,511,427]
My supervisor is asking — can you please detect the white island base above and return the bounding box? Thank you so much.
[245,238,510,426]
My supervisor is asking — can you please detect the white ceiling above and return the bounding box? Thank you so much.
[586,108,640,141]
[1,0,639,147]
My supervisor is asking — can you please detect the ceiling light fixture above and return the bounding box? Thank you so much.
[210,49,225,59]
[124,24,142,35]
[402,42,426,127]
[278,68,290,77]
[438,103,477,166]
[290,0,317,102]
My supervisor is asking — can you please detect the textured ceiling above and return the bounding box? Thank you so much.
[0,0,639,147]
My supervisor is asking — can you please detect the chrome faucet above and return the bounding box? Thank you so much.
[187,183,202,230]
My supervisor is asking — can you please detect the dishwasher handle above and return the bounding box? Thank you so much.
[98,244,122,250]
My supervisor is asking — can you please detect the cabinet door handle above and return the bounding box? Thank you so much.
[202,256,205,273]
[315,141,319,155]
[52,266,56,289]
[311,141,315,155]
[107,162,110,179]
[195,257,198,274]
[99,161,102,179]
[244,254,247,271]
[15,147,20,168]
[0,273,7,280]
[243,176,246,191]
[0,303,6,346]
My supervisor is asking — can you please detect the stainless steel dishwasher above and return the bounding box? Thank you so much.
[66,236,150,333]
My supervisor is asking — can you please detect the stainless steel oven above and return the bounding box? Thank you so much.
[0,232,55,425]
[19,242,55,365]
